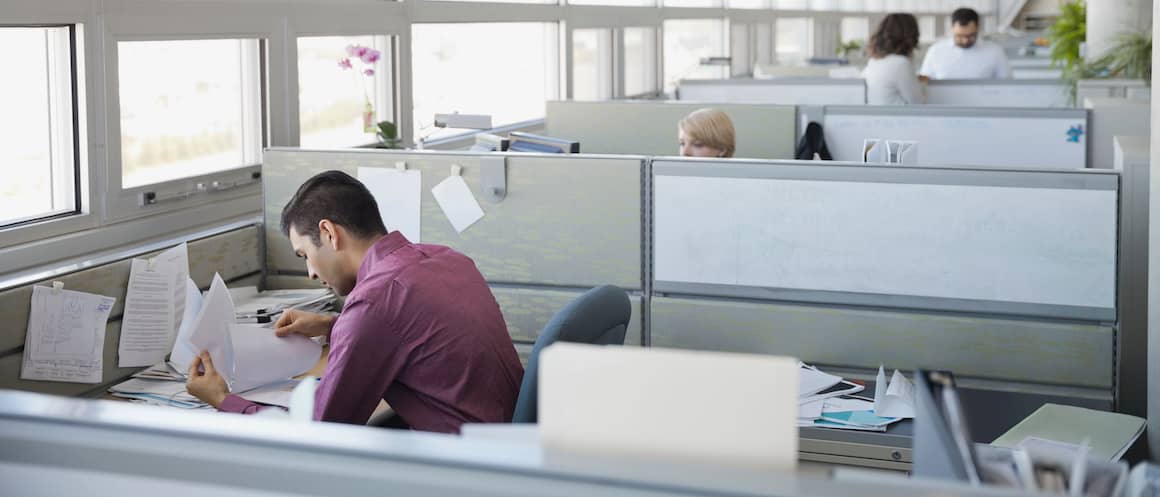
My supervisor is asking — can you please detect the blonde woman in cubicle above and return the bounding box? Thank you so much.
[678,108,735,158]
[862,13,925,105]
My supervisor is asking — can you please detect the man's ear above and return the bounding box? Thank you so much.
[318,220,339,250]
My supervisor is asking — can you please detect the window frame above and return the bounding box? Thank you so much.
[0,21,96,250]
[100,13,282,225]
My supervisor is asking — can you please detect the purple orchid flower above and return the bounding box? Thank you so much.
[338,58,353,69]
[364,68,375,76]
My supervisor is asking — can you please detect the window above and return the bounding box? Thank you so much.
[117,39,264,189]
[728,0,767,8]
[623,27,658,97]
[840,17,869,46]
[754,24,773,66]
[919,15,937,44]
[775,18,811,63]
[572,29,613,101]
[773,0,808,8]
[569,0,654,5]
[663,19,726,93]
[731,24,752,77]
[0,26,79,228]
[412,23,559,141]
[809,0,838,10]
[663,0,720,7]
[298,35,395,148]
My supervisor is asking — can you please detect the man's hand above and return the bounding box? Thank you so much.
[274,309,336,338]
[186,351,229,408]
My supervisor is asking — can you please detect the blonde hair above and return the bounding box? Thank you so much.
[679,108,736,158]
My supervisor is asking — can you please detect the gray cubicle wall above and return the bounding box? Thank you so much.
[1085,97,1151,169]
[820,106,1090,169]
[263,149,645,346]
[676,78,867,105]
[649,159,1122,405]
[925,79,1070,108]
[0,223,263,397]
[544,101,796,160]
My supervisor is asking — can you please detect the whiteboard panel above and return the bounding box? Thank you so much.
[823,109,1088,168]
[925,81,1070,108]
[653,171,1117,316]
[678,79,866,105]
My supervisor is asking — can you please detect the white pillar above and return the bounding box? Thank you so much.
[1087,0,1152,61]
[1147,0,1160,461]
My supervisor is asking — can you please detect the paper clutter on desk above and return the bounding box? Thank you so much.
[874,365,916,419]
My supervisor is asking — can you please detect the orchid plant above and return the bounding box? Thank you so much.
[338,44,382,133]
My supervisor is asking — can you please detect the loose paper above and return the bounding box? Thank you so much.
[118,259,175,367]
[432,174,484,233]
[171,274,321,393]
[21,286,116,384]
[359,167,422,242]
[874,365,916,418]
[168,278,204,373]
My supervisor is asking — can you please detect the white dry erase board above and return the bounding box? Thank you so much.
[652,161,1118,320]
[677,78,866,105]
[822,106,1089,169]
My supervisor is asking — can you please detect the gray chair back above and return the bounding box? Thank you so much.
[511,285,631,423]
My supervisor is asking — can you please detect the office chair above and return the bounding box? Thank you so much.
[511,285,632,423]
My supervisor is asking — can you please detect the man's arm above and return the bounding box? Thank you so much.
[918,43,938,79]
[312,296,409,424]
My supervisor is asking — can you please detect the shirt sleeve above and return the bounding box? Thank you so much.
[217,394,269,414]
[918,44,937,78]
[897,60,924,104]
[312,289,410,425]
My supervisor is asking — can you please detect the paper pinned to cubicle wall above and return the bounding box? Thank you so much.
[119,259,176,367]
[432,167,485,233]
[358,166,422,242]
[21,285,116,384]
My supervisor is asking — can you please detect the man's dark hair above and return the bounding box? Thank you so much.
[952,7,980,27]
[868,13,920,58]
[280,170,387,246]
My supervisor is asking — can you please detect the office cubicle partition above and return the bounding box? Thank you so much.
[544,101,797,160]
[1077,79,1151,103]
[263,149,646,346]
[1085,97,1151,169]
[650,160,1124,415]
[676,78,867,106]
[820,106,1090,169]
[925,79,1070,108]
[0,223,263,397]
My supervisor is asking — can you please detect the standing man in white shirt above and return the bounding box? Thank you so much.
[919,8,1011,80]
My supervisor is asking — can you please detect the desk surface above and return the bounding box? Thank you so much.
[107,346,394,423]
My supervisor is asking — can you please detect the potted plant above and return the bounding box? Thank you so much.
[375,120,402,149]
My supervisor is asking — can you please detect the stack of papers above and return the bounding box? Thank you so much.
[229,287,334,324]
[109,372,301,410]
[797,364,914,432]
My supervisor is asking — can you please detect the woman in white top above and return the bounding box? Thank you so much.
[862,13,924,105]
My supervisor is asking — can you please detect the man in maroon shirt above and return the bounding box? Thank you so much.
[186,170,524,433]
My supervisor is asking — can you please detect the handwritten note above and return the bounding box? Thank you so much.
[21,286,116,384]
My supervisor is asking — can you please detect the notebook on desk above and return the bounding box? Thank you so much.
[991,404,1145,461]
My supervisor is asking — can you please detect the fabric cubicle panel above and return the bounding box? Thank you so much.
[0,225,262,397]
[648,159,1119,397]
[649,297,1113,391]
[676,78,867,106]
[262,148,644,345]
[925,80,1070,108]
[821,106,1090,169]
[544,101,797,160]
